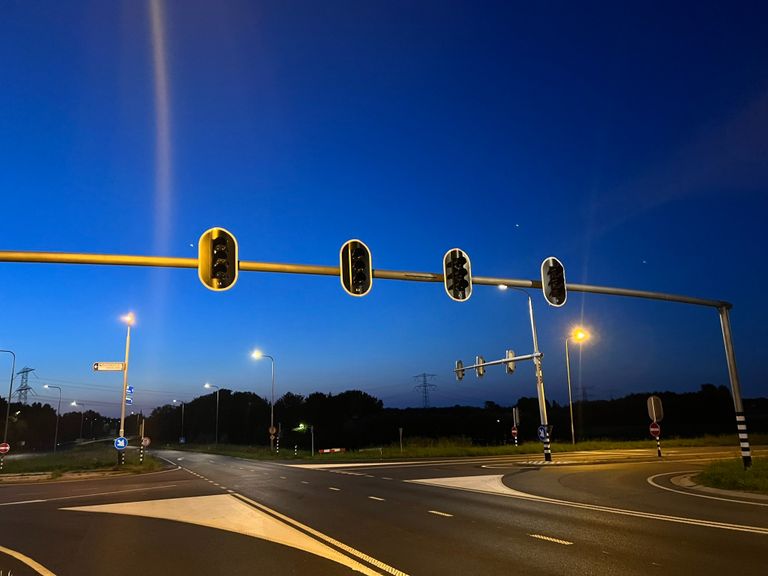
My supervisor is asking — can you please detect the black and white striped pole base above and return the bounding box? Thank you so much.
[736,412,752,469]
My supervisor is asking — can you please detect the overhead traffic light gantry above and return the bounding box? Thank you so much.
[340,239,372,297]
[443,248,472,302]
[198,227,239,291]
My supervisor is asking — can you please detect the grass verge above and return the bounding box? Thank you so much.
[169,434,767,462]
[696,458,768,494]
[1,443,163,476]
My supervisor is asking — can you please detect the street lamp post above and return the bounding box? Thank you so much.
[251,350,276,451]
[71,401,87,440]
[204,383,220,444]
[0,349,16,471]
[565,327,590,445]
[173,400,185,443]
[44,384,62,453]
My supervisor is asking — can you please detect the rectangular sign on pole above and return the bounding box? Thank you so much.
[93,362,125,372]
[647,396,664,422]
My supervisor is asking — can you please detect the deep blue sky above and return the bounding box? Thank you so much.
[1,1,767,418]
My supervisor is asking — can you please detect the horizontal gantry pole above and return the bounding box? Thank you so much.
[0,250,730,309]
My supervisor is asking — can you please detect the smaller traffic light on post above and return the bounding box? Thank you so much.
[198,227,239,291]
[505,350,516,374]
[541,256,567,307]
[455,360,465,381]
[475,356,485,378]
[443,248,472,302]
[340,239,372,297]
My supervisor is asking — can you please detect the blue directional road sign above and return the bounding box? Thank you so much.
[537,425,548,443]
[127,386,134,395]
[114,436,128,450]
[124,397,133,405]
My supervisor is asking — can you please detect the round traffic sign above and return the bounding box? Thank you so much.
[114,436,128,450]
[649,422,661,438]
[537,425,548,443]
[268,426,277,435]
[510,426,518,438]
[141,437,151,448]
[0,442,10,455]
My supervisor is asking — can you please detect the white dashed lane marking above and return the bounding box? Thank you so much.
[329,487,341,491]
[368,496,385,502]
[528,534,574,546]
[428,510,453,517]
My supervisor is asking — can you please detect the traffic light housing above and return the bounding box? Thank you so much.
[455,360,465,381]
[541,256,567,307]
[443,248,472,302]
[340,239,372,297]
[475,355,485,378]
[505,349,516,374]
[198,227,239,291]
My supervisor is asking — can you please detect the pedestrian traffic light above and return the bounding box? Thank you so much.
[541,256,567,307]
[198,227,239,291]
[475,355,485,378]
[455,360,465,381]
[443,248,472,302]
[340,239,372,297]
[505,349,516,374]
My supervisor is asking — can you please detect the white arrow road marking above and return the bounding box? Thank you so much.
[407,474,768,536]
[62,494,407,576]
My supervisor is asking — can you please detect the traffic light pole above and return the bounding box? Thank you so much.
[0,249,752,468]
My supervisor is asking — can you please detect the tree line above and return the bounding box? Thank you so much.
[2,384,765,452]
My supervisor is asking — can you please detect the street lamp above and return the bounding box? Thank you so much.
[204,383,220,444]
[565,326,591,445]
[173,399,185,443]
[71,401,87,440]
[44,384,62,453]
[295,422,314,457]
[118,312,135,440]
[251,349,276,451]
[1,349,16,470]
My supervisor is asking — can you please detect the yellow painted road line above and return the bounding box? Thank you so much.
[233,493,409,576]
[0,545,57,575]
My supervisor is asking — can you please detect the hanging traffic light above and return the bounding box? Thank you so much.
[340,239,372,297]
[198,227,239,291]
[455,360,465,381]
[475,355,485,378]
[541,256,567,307]
[505,350,516,374]
[443,248,472,302]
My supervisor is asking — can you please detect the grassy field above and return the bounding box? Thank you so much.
[696,458,768,494]
[171,434,768,461]
[1,443,162,477]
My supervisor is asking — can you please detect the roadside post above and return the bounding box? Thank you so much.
[647,395,664,457]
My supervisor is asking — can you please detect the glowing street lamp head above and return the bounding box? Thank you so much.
[251,349,263,360]
[44,384,50,389]
[121,312,136,326]
[572,327,590,342]
[497,284,508,291]
[204,383,211,389]
[70,401,78,407]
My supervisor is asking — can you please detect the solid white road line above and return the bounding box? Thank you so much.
[647,471,768,506]
[407,475,768,536]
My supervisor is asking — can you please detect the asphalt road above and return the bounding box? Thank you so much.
[0,446,765,575]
